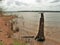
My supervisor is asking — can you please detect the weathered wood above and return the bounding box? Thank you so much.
[22,36,34,38]
[35,13,45,41]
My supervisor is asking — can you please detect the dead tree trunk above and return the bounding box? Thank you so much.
[35,13,45,41]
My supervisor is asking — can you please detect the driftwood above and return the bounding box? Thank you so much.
[35,13,45,41]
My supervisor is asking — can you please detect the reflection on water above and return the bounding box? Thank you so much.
[44,12,60,27]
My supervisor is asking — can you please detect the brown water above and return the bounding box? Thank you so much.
[13,19,60,45]
[3,12,60,45]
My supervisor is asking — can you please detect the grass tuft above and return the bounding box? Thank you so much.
[13,39,27,45]
[0,41,3,45]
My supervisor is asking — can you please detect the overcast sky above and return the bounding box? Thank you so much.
[1,0,60,11]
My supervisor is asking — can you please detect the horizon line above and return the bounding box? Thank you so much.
[1,11,60,13]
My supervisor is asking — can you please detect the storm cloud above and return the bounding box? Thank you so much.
[1,0,60,11]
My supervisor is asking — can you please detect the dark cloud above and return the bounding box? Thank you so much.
[51,0,60,3]
[6,0,14,6]
[15,1,28,6]
[0,0,2,1]
[36,0,40,3]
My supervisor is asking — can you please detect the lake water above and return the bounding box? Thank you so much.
[4,12,60,27]
[3,12,60,43]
